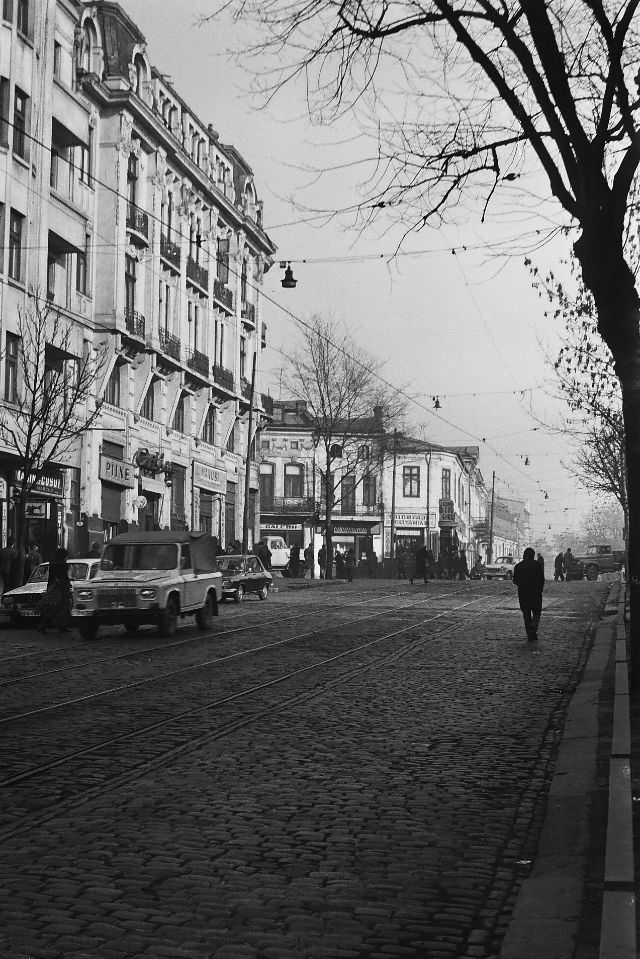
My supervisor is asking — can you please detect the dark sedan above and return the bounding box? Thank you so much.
[216,554,272,602]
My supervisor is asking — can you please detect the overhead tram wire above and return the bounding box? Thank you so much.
[6,119,563,501]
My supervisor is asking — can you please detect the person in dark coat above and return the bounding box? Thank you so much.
[318,545,327,579]
[513,547,545,641]
[458,551,469,580]
[425,548,436,580]
[304,543,314,577]
[554,552,565,581]
[345,548,356,582]
[366,548,378,578]
[411,543,429,585]
[536,552,545,579]
[289,543,301,578]
[0,536,17,595]
[39,547,73,633]
[335,549,346,579]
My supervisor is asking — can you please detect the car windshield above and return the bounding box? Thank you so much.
[269,538,286,550]
[217,557,245,571]
[495,557,512,564]
[101,543,178,571]
[29,564,49,583]
[68,563,89,581]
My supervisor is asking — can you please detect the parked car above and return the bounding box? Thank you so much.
[483,555,516,580]
[571,544,625,581]
[73,531,222,639]
[217,554,272,602]
[1,558,102,626]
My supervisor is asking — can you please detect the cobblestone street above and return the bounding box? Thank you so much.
[0,578,610,959]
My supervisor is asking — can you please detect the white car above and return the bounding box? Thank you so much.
[483,555,516,580]
[1,559,102,625]
[263,535,290,570]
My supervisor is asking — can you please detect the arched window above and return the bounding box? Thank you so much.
[173,393,186,433]
[202,405,216,445]
[134,53,147,95]
[81,19,98,73]
[260,463,275,508]
[284,463,304,499]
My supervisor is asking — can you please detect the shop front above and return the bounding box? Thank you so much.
[391,510,438,557]
[260,521,304,548]
[6,466,65,560]
[329,519,381,564]
[192,461,226,539]
[99,443,135,541]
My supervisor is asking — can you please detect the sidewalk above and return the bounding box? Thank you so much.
[499,580,636,959]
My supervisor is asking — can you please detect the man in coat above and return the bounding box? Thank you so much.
[410,543,429,585]
[513,547,545,641]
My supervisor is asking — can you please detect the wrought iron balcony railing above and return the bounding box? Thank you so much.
[340,501,383,516]
[241,301,256,325]
[158,328,181,361]
[212,363,234,392]
[213,278,234,312]
[240,378,252,400]
[160,234,181,269]
[186,348,210,378]
[126,203,149,242]
[186,255,209,291]
[260,496,316,515]
[125,310,145,338]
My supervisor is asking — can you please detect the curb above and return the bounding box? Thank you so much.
[599,583,637,959]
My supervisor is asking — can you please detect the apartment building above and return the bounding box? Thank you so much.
[0,0,275,556]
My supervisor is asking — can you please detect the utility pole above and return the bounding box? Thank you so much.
[488,470,495,564]
[390,429,398,563]
[241,352,257,554]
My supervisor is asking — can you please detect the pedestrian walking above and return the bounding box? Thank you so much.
[554,551,565,581]
[457,551,469,580]
[318,545,327,579]
[513,547,545,641]
[256,540,272,571]
[345,548,356,582]
[536,552,545,579]
[366,548,378,578]
[304,543,314,578]
[397,543,406,579]
[39,547,73,634]
[425,548,436,579]
[411,543,429,584]
[0,536,17,595]
[335,549,346,579]
[290,543,301,578]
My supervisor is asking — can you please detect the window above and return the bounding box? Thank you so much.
[226,422,236,453]
[127,152,138,209]
[173,393,186,433]
[260,463,274,507]
[241,259,247,303]
[240,337,247,379]
[0,202,4,272]
[284,463,304,499]
[16,0,27,35]
[0,77,9,147]
[76,248,87,294]
[8,209,23,282]
[2,1,12,21]
[46,254,55,300]
[359,445,370,460]
[341,474,356,512]
[166,191,173,237]
[195,217,202,263]
[79,130,92,186]
[441,467,451,500]
[363,473,377,507]
[140,382,154,420]
[217,236,229,283]
[53,41,61,79]
[4,332,19,402]
[202,405,215,444]
[125,254,136,314]
[104,364,120,407]
[290,440,299,450]
[403,465,420,498]
[214,319,225,367]
[13,87,27,158]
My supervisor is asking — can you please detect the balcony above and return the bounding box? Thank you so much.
[212,363,234,392]
[340,502,383,517]
[186,348,210,379]
[213,278,234,313]
[186,255,209,292]
[241,301,256,327]
[126,203,149,246]
[124,310,145,339]
[240,378,252,401]
[158,328,181,361]
[261,496,316,515]
[160,234,181,270]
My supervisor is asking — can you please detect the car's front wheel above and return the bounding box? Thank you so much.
[158,597,178,637]
[234,585,244,603]
[258,585,269,601]
[196,593,216,629]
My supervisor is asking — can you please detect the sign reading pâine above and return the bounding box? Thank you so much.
[99,455,136,488]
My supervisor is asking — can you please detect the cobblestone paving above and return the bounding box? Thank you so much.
[0,579,607,959]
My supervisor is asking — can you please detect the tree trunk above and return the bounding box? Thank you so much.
[616,353,640,690]
[13,489,27,589]
[325,468,333,580]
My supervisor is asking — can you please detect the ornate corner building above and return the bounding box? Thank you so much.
[0,0,275,556]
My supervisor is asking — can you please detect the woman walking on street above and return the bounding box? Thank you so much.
[345,548,356,582]
[39,547,73,634]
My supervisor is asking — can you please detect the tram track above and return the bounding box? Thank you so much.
[0,591,506,840]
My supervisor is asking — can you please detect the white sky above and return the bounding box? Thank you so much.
[122,0,602,545]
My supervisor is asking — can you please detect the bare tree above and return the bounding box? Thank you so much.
[285,316,405,577]
[0,296,106,585]
[582,500,626,549]
[209,0,640,682]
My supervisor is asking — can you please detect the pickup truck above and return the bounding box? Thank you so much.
[73,531,222,640]
[571,544,625,581]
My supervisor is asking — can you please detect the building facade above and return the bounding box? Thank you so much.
[0,0,275,557]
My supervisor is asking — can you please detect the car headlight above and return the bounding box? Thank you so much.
[76,589,93,601]
[139,588,157,599]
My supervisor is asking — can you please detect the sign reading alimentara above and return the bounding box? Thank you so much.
[193,461,226,494]
[12,468,64,498]
[99,455,136,488]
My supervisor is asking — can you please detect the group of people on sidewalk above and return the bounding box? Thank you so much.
[398,543,469,583]
[0,538,43,595]
[553,546,577,581]
[1,537,74,634]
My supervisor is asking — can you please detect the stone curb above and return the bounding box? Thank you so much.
[599,584,636,959]
[499,585,618,959]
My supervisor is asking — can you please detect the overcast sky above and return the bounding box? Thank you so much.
[122,0,602,544]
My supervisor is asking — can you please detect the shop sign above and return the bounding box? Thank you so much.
[332,523,374,534]
[193,461,226,494]
[261,523,302,531]
[25,501,50,519]
[12,468,63,498]
[0,478,6,498]
[394,511,437,528]
[99,455,136,489]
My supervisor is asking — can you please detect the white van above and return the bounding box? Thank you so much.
[263,535,290,570]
